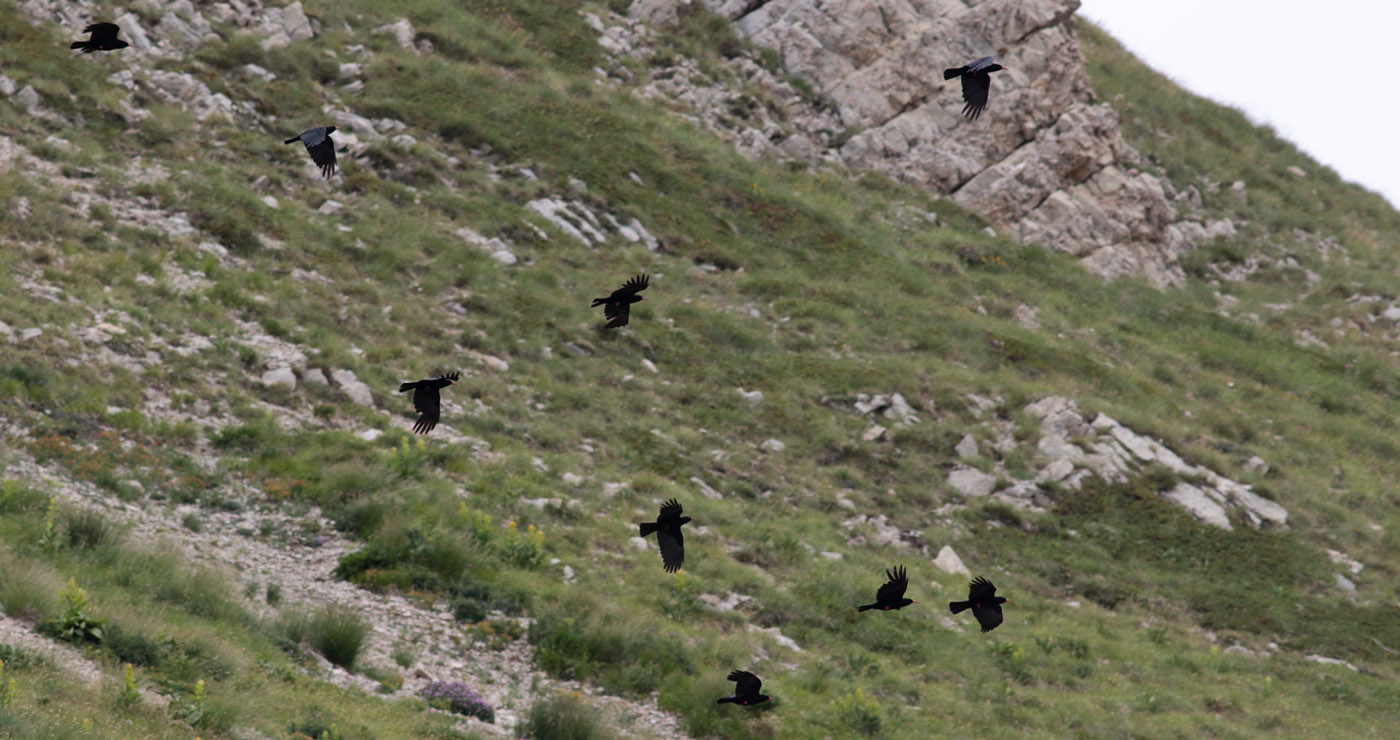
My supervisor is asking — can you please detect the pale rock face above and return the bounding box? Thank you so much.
[259,2,316,50]
[1025,395,1289,530]
[330,369,375,407]
[932,544,972,577]
[261,366,297,390]
[626,0,1196,285]
[947,465,996,497]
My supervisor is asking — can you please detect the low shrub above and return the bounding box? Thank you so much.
[419,680,494,723]
[308,605,368,670]
[520,691,605,740]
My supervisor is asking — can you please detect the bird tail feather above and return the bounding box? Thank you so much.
[857,604,876,612]
[639,522,658,537]
[715,696,737,705]
[949,600,971,614]
[398,381,417,392]
[590,297,607,307]
[284,137,300,144]
[943,66,967,80]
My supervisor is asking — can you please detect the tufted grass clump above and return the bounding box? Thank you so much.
[0,553,60,620]
[61,505,124,551]
[519,691,606,740]
[829,689,881,736]
[308,605,369,670]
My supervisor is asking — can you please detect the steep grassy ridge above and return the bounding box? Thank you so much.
[0,2,1396,739]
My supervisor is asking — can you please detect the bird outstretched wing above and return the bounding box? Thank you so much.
[728,670,762,698]
[603,301,631,328]
[657,498,683,523]
[305,132,337,179]
[966,56,997,73]
[960,73,992,120]
[968,576,997,601]
[411,385,441,434]
[618,273,649,297]
[656,527,685,573]
[85,22,121,38]
[972,603,1003,633]
[875,565,909,603]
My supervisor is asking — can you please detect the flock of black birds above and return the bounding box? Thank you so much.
[71,20,1011,711]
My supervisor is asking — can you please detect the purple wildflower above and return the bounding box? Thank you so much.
[419,680,495,723]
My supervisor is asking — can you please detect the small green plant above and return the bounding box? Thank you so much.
[0,659,15,708]
[266,582,282,606]
[116,662,141,709]
[830,689,881,735]
[521,691,607,740]
[386,437,428,478]
[464,618,525,651]
[37,497,59,552]
[390,644,415,669]
[503,520,545,568]
[308,605,368,670]
[661,570,703,619]
[63,506,122,550]
[989,639,1031,685]
[178,678,207,726]
[182,513,204,532]
[41,578,105,645]
[459,503,494,545]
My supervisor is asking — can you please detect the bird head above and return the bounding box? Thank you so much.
[326,125,338,134]
[679,516,693,525]
[989,64,1005,73]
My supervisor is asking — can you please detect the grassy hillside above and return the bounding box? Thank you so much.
[0,2,1397,739]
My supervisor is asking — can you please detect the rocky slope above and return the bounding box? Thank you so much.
[1,1,1398,739]
[625,0,1237,287]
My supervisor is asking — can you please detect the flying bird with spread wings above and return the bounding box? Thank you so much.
[949,576,1007,632]
[284,126,338,179]
[398,371,459,435]
[637,498,690,573]
[71,22,129,53]
[716,670,770,706]
[857,565,916,612]
[943,57,1005,120]
[592,274,648,328]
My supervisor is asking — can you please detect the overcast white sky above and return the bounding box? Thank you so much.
[1076,1,1400,209]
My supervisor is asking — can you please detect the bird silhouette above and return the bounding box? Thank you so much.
[943,57,1005,120]
[71,22,129,53]
[398,372,459,435]
[637,498,690,573]
[716,670,770,706]
[284,126,338,179]
[592,274,648,328]
[857,565,916,611]
[949,576,1007,632]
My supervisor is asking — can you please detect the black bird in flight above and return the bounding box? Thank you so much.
[949,576,1007,632]
[71,22,129,53]
[637,498,690,573]
[398,371,459,435]
[284,126,338,179]
[716,670,770,706]
[591,274,648,328]
[857,565,916,612]
[943,57,1005,120]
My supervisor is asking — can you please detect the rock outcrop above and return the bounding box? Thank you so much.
[623,0,1201,286]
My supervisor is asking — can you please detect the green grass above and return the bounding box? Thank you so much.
[0,0,1396,738]
[520,691,608,740]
